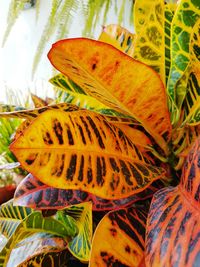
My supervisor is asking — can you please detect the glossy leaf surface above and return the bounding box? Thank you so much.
[14,174,160,211]
[48,37,171,153]
[7,232,68,267]
[90,207,146,267]
[146,137,200,266]
[10,109,165,200]
[58,202,92,262]
[98,24,135,56]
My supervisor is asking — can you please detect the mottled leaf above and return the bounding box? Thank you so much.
[146,137,200,266]
[10,109,166,200]
[90,207,146,267]
[98,24,135,56]
[134,0,166,84]
[167,0,200,117]
[31,93,49,108]
[48,38,171,155]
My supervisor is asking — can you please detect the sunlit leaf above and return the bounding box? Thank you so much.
[7,232,68,267]
[90,207,146,267]
[133,0,166,84]
[146,137,200,266]
[48,38,171,155]
[58,202,92,262]
[10,109,166,200]
[98,24,135,56]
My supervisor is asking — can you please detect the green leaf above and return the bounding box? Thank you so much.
[0,199,33,238]
[167,0,200,121]
[0,212,75,267]
[58,202,93,262]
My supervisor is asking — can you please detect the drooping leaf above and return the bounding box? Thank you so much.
[0,212,75,267]
[14,174,161,211]
[146,137,200,266]
[48,38,171,155]
[0,199,33,238]
[98,24,135,56]
[90,207,146,267]
[7,232,68,267]
[167,0,200,118]
[57,202,93,262]
[10,109,166,200]
[133,0,166,84]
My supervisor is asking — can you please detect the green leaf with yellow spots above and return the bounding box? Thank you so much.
[133,0,166,85]
[10,109,166,200]
[57,202,92,262]
[167,0,200,121]
[98,24,135,57]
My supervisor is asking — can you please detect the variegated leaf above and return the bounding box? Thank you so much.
[0,212,75,267]
[48,38,171,155]
[14,174,160,211]
[31,94,49,108]
[90,207,146,267]
[7,232,68,267]
[10,109,166,200]
[98,24,135,56]
[0,199,33,238]
[146,137,200,266]
[167,0,200,114]
[58,202,92,262]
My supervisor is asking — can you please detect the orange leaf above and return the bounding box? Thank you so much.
[10,109,165,200]
[146,137,200,266]
[48,38,171,155]
[90,207,146,267]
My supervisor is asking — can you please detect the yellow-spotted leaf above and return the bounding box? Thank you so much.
[98,24,135,56]
[57,202,92,262]
[10,109,166,200]
[133,0,165,84]
[167,0,200,110]
[89,207,146,267]
[48,38,171,155]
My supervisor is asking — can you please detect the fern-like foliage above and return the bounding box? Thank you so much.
[3,0,133,77]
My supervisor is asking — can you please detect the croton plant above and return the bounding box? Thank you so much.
[1,0,200,266]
